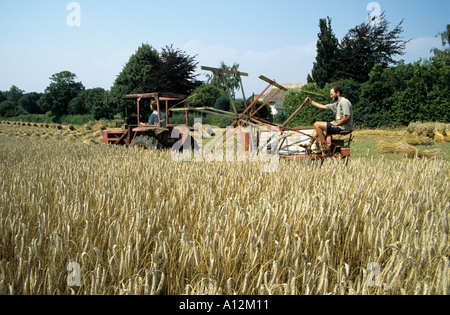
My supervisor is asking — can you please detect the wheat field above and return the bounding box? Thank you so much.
[0,130,449,295]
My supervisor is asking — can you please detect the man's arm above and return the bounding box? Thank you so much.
[331,115,351,126]
[305,97,328,110]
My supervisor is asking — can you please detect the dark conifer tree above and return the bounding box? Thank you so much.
[307,17,339,87]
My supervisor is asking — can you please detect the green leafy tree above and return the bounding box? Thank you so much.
[335,13,408,83]
[355,63,403,127]
[214,95,230,111]
[188,84,225,108]
[440,24,450,45]
[432,24,450,59]
[100,90,118,120]
[38,71,84,116]
[391,58,449,124]
[0,86,28,117]
[157,45,202,95]
[4,85,24,104]
[110,43,201,117]
[355,55,449,128]
[0,101,17,117]
[205,61,242,99]
[18,92,44,114]
[68,90,90,115]
[246,100,273,121]
[68,88,113,119]
[307,17,339,87]
[110,44,161,116]
[92,89,116,120]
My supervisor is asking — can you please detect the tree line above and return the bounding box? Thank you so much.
[1,18,448,128]
[0,45,204,124]
[0,43,270,127]
[279,20,449,128]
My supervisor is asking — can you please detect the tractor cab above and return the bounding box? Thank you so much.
[102,93,192,149]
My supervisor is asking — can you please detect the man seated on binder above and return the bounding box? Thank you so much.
[304,86,353,153]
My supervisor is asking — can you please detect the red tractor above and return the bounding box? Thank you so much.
[102,93,195,149]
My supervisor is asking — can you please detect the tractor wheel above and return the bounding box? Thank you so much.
[130,136,162,150]
[179,134,199,151]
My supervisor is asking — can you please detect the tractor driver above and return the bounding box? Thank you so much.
[304,86,353,152]
[148,101,167,127]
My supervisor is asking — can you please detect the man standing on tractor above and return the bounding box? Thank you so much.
[304,86,353,153]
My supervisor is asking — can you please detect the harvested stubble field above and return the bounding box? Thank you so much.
[0,120,104,145]
[0,122,449,295]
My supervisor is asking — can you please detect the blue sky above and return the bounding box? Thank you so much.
[0,0,448,95]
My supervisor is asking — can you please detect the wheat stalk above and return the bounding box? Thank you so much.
[0,133,448,295]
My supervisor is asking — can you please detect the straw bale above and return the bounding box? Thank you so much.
[404,133,436,145]
[404,133,421,145]
[445,128,450,142]
[434,123,446,134]
[405,127,436,146]
[418,136,435,146]
[65,134,77,141]
[396,141,421,158]
[91,121,107,131]
[434,131,446,143]
[378,140,420,158]
[356,129,401,136]
[378,140,398,153]
[407,122,448,139]
[422,149,446,159]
